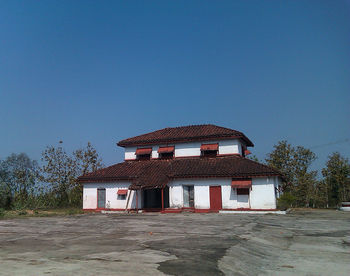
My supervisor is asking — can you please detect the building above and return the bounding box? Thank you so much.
[78,124,283,212]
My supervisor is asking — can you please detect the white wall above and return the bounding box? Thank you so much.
[218,139,243,155]
[169,178,230,209]
[83,182,141,209]
[168,177,279,210]
[83,177,279,210]
[125,147,137,160]
[124,139,244,160]
[250,177,277,209]
[174,139,243,157]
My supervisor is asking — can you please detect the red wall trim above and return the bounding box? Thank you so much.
[84,207,279,213]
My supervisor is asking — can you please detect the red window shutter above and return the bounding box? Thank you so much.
[231,179,252,188]
[200,143,219,151]
[135,148,152,155]
[158,146,175,153]
[117,189,128,195]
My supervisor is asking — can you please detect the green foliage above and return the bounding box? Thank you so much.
[0,208,5,218]
[277,193,297,210]
[0,153,39,209]
[322,152,350,207]
[17,210,27,216]
[266,140,317,207]
[0,142,103,211]
[311,180,328,208]
[247,155,260,162]
[41,142,103,208]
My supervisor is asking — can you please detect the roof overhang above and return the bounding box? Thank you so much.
[118,135,254,148]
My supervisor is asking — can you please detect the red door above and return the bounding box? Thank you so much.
[210,186,222,211]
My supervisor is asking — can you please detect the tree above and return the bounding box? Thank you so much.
[70,142,104,206]
[266,141,317,207]
[247,154,260,162]
[265,141,294,192]
[322,152,350,207]
[0,162,12,209]
[0,153,39,209]
[73,142,103,176]
[41,146,75,206]
[41,142,103,207]
[312,179,328,208]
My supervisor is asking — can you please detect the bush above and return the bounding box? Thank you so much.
[17,210,27,216]
[0,208,5,218]
[277,193,297,210]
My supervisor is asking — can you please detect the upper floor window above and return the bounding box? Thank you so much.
[158,146,174,159]
[135,148,152,160]
[200,143,218,157]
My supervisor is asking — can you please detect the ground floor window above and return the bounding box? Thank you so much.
[183,185,194,207]
[117,189,128,200]
[97,188,106,208]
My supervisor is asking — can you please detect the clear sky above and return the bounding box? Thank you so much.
[0,0,349,174]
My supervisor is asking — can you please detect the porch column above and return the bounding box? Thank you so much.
[136,189,139,212]
[161,188,164,211]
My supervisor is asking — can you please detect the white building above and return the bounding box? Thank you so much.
[79,124,283,212]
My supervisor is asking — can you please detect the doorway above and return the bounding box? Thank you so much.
[97,188,106,209]
[209,186,222,210]
[143,189,161,208]
[183,185,194,208]
[143,188,170,209]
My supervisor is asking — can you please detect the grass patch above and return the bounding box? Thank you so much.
[0,208,85,219]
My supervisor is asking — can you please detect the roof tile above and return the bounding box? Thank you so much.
[117,124,254,147]
[78,156,282,189]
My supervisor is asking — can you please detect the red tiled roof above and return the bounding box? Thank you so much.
[78,156,282,189]
[117,124,254,147]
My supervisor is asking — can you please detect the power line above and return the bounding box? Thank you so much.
[309,138,350,149]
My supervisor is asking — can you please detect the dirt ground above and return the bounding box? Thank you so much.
[0,209,349,276]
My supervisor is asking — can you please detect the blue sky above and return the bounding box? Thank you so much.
[0,0,349,174]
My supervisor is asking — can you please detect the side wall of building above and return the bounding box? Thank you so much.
[168,177,278,210]
[83,182,142,210]
[124,139,243,160]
